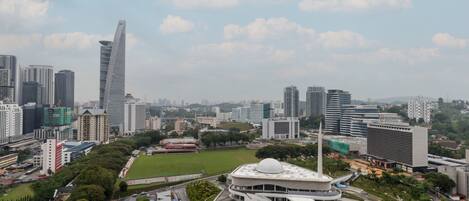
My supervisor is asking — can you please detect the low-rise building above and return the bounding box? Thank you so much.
[145,116,161,130]
[41,139,64,175]
[261,117,299,139]
[196,116,219,128]
[0,153,18,168]
[62,141,95,165]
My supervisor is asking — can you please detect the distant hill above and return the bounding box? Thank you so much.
[371,96,437,104]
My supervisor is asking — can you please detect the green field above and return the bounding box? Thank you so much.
[217,122,252,131]
[126,148,258,180]
[0,183,34,201]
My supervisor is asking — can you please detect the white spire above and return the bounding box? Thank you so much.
[318,122,323,178]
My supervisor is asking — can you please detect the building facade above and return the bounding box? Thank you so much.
[124,100,146,135]
[99,20,126,131]
[408,96,433,123]
[262,117,299,139]
[367,123,428,172]
[0,101,23,144]
[249,103,272,124]
[22,65,54,106]
[41,139,63,175]
[306,86,326,118]
[0,55,17,103]
[21,81,43,105]
[54,70,75,108]
[22,102,43,134]
[145,116,161,130]
[283,86,299,117]
[325,89,351,134]
[77,109,109,143]
[43,107,72,127]
[339,105,379,136]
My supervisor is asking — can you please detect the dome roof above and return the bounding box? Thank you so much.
[256,158,283,174]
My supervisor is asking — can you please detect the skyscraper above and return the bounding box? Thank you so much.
[0,55,17,103]
[54,70,75,108]
[0,101,23,143]
[305,86,326,118]
[22,65,54,105]
[284,86,299,117]
[99,20,126,131]
[21,81,43,105]
[324,89,351,134]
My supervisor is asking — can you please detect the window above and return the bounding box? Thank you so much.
[253,185,263,190]
[264,184,274,191]
[275,185,286,192]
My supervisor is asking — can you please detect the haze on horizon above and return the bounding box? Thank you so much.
[1,0,468,103]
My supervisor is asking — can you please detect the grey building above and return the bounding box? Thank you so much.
[324,89,351,134]
[0,55,17,103]
[22,65,54,105]
[54,70,75,108]
[367,123,428,173]
[284,86,299,117]
[339,105,379,136]
[22,102,43,134]
[305,86,326,118]
[22,81,43,105]
[99,20,126,131]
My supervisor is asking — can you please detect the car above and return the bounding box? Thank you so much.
[131,194,138,197]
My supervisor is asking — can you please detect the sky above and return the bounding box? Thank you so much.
[1,0,469,103]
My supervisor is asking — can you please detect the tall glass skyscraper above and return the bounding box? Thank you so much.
[305,86,326,118]
[99,20,126,131]
[325,89,351,134]
[22,65,54,106]
[54,70,75,108]
[283,86,299,117]
[0,55,17,103]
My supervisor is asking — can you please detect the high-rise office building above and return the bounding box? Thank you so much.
[54,70,75,108]
[22,65,54,105]
[22,81,43,105]
[262,117,300,139]
[325,89,351,134]
[77,109,109,143]
[249,103,272,124]
[339,105,379,136]
[0,101,23,143]
[407,96,433,123]
[22,103,43,134]
[124,100,146,135]
[0,55,17,103]
[99,20,126,131]
[367,123,428,172]
[305,86,326,118]
[284,86,299,117]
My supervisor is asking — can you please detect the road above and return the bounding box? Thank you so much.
[344,186,382,201]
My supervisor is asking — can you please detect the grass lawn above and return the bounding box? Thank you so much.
[352,177,431,201]
[0,183,34,201]
[217,122,252,131]
[126,148,258,180]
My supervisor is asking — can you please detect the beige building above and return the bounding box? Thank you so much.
[77,109,109,143]
[196,116,219,128]
[145,116,161,130]
[174,117,186,134]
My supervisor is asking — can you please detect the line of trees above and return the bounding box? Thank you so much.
[255,144,331,161]
[200,129,254,148]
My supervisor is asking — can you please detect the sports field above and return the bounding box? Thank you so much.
[126,148,258,180]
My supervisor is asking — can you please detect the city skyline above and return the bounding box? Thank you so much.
[1,0,469,102]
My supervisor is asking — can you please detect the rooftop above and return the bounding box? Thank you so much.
[231,158,332,182]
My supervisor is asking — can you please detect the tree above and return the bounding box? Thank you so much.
[69,185,105,201]
[217,174,227,183]
[424,172,456,193]
[74,166,115,199]
[119,181,128,192]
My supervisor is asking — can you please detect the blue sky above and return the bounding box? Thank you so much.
[1,0,469,102]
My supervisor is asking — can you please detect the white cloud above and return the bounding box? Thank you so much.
[224,17,369,48]
[432,33,467,48]
[334,48,439,64]
[43,32,139,49]
[160,15,194,34]
[0,34,42,51]
[170,0,239,9]
[0,0,49,29]
[318,31,368,48]
[298,0,412,12]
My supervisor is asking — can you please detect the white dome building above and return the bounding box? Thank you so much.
[229,158,341,201]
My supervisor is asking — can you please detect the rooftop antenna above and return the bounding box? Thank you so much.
[318,121,323,178]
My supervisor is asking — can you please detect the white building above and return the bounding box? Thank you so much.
[229,128,341,201]
[0,101,22,143]
[21,65,54,105]
[124,100,146,135]
[196,116,219,128]
[216,112,231,122]
[408,96,433,123]
[232,107,250,122]
[145,116,161,130]
[262,117,299,139]
[41,139,64,175]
